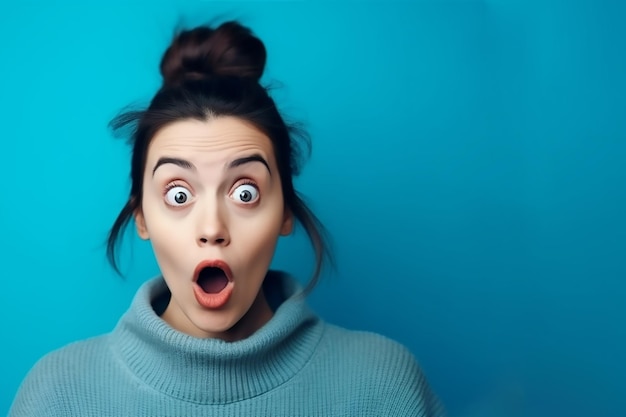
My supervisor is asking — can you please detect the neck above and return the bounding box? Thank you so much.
[213,290,274,342]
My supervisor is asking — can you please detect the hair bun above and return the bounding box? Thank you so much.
[160,21,267,86]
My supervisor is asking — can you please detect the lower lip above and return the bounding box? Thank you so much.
[193,281,234,309]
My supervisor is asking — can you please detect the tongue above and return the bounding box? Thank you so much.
[198,268,229,294]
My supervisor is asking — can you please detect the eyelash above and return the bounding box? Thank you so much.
[236,179,258,188]
[163,181,186,194]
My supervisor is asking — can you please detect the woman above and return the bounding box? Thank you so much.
[10,21,445,416]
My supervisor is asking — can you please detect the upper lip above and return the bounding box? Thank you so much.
[193,260,233,282]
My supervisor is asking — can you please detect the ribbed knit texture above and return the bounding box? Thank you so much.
[9,271,446,417]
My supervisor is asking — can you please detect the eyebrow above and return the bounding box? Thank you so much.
[152,157,195,176]
[151,154,271,177]
[228,154,271,175]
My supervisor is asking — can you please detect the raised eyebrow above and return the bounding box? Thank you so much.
[152,157,196,176]
[228,154,271,175]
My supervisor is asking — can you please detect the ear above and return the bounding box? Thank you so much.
[280,208,294,236]
[134,208,150,240]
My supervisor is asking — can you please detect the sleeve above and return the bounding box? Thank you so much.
[379,343,447,417]
[8,356,67,417]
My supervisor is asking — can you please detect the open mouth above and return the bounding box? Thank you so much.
[192,260,234,309]
[197,266,229,294]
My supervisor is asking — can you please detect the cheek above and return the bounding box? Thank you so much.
[147,227,192,282]
[141,196,191,258]
[233,211,284,257]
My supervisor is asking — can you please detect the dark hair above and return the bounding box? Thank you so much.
[106,21,331,293]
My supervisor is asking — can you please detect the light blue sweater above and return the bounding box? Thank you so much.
[9,271,445,416]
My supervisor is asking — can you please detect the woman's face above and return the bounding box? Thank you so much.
[134,116,292,340]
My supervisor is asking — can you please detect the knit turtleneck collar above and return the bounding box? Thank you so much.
[110,270,324,405]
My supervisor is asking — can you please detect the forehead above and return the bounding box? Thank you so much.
[146,116,275,163]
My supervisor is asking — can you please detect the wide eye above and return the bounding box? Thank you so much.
[232,183,259,204]
[165,186,192,206]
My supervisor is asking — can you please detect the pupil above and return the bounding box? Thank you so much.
[240,190,251,202]
[175,192,187,204]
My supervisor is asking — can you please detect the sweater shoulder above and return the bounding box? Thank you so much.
[25,335,111,379]
[314,324,447,416]
[9,335,111,417]
[322,324,418,365]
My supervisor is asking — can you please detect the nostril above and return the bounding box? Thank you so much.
[198,237,225,244]
[198,236,226,245]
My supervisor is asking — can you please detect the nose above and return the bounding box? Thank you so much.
[195,199,230,247]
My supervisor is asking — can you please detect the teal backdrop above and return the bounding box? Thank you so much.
[1,1,624,416]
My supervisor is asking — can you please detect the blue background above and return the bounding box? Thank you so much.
[1,1,624,416]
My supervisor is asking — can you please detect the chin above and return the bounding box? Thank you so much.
[190,313,244,339]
